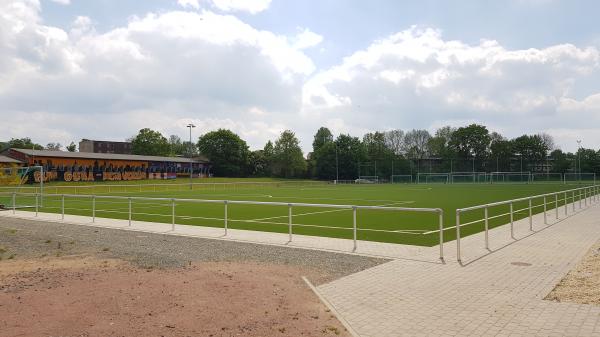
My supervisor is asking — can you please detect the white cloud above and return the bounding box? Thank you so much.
[302,26,600,150]
[293,28,324,50]
[50,0,70,5]
[177,0,200,10]
[210,0,271,14]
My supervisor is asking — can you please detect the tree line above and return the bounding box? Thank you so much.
[3,124,600,178]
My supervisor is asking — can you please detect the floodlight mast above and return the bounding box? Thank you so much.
[187,123,196,190]
[577,140,582,181]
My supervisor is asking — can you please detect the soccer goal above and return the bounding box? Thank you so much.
[356,176,379,184]
[531,173,564,183]
[489,172,532,183]
[416,173,449,184]
[450,172,487,184]
[390,175,413,184]
[564,173,596,184]
[0,166,44,210]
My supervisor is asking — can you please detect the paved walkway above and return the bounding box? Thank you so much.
[318,203,600,336]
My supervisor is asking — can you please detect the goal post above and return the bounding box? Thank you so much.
[449,172,487,184]
[0,166,44,209]
[390,175,413,184]
[417,173,449,184]
[564,173,596,184]
[531,173,564,183]
[489,171,532,184]
[356,176,379,184]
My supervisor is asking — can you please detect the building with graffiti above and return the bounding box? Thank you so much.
[1,148,210,183]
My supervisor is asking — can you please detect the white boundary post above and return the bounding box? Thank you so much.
[510,202,514,239]
[555,193,559,219]
[128,198,132,226]
[456,210,461,264]
[35,193,38,217]
[61,194,65,220]
[438,210,444,263]
[352,206,357,252]
[573,191,576,211]
[171,199,175,230]
[224,200,228,236]
[543,196,547,224]
[528,198,533,231]
[484,206,489,250]
[92,195,96,223]
[288,204,292,242]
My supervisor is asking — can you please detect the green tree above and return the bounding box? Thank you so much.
[449,124,490,159]
[512,135,548,171]
[335,134,367,179]
[312,127,333,153]
[197,129,250,177]
[46,143,62,151]
[66,142,77,152]
[549,149,571,173]
[311,127,336,179]
[131,128,170,156]
[7,138,44,150]
[272,130,306,178]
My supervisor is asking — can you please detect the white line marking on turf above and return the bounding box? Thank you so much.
[248,201,415,222]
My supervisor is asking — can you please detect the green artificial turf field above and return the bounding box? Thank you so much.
[1,179,596,246]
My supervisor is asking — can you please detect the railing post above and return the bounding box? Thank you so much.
[579,190,582,208]
[510,202,514,239]
[12,192,16,214]
[171,199,175,230]
[456,210,461,264]
[573,191,576,211]
[352,206,357,252]
[555,193,559,219]
[484,206,489,250]
[92,195,96,223]
[224,200,228,236]
[543,196,547,225]
[288,204,292,242]
[35,193,38,217]
[128,198,132,226]
[528,198,533,231]
[61,194,65,220]
[564,192,568,215]
[438,210,444,263]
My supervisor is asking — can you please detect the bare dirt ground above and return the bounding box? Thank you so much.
[545,238,600,305]
[0,217,387,336]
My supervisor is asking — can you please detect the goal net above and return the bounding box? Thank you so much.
[531,173,564,183]
[450,172,487,184]
[0,166,43,210]
[417,173,449,184]
[390,175,413,184]
[564,173,596,184]
[489,172,532,183]
[356,176,379,184]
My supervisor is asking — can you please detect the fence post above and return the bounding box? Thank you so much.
[92,195,96,223]
[573,191,576,211]
[12,192,16,214]
[128,198,132,226]
[224,201,228,236]
[171,199,175,231]
[543,196,547,224]
[528,198,533,231]
[61,195,65,220]
[456,210,461,264]
[555,193,559,219]
[484,206,489,250]
[579,190,582,208]
[438,210,444,263]
[510,202,514,239]
[352,206,357,252]
[35,193,38,217]
[288,204,292,242]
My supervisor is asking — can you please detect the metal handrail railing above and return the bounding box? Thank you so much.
[455,185,599,264]
[3,191,446,262]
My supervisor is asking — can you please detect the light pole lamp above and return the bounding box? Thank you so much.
[577,140,582,180]
[187,123,196,189]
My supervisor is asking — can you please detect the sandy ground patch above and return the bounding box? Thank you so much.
[0,256,349,337]
[545,239,600,305]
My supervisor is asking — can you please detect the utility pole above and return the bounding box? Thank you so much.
[577,140,582,181]
[187,123,196,190]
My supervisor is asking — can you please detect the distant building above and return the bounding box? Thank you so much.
[79,139,133,154]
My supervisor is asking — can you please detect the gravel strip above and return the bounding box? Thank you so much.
[0,217,387,284]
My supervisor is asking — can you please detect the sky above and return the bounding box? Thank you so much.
[1,0,600,153]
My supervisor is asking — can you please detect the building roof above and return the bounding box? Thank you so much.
[9,148,209,164]
[0,155,23,164]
